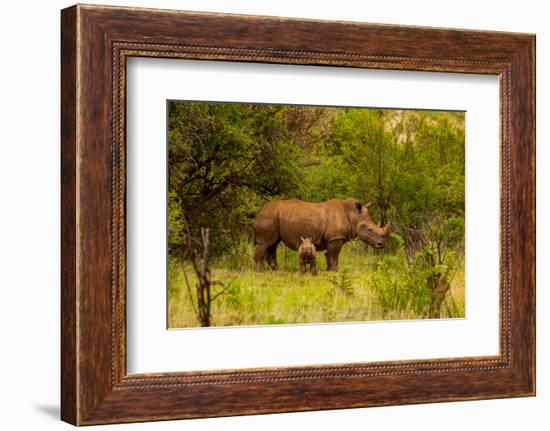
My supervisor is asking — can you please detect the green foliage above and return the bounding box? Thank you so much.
[328,109,465,230]
[328,269,354,297]
[169,102,465,258]
[371,253,422,315]
[371,227,461,319]
[168,102,316,256]
[298,155,354,201]
[329,109,399,224]
[379,232,404,255]
[167,101,466,326]
[168,244,465,328]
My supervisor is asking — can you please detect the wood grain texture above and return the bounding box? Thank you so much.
[60,5,78,425]
[60,4,535,425]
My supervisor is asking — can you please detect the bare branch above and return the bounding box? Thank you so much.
[180,264,198,317]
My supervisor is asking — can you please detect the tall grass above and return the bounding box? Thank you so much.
[168,240,465,328]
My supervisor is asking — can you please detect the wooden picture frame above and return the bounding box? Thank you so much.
[61,4,535,425]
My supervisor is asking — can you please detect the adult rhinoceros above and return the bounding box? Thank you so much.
[253,198,390,272]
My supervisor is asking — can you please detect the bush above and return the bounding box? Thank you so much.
[328,269,354,297]
[370,236,459,319]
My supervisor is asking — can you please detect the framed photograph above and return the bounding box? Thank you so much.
[61,4,535,425]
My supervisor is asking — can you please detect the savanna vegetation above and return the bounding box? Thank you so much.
[168,101,465,328]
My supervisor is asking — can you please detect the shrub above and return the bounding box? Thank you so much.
[371,235,459,319]
[328,269,354,297]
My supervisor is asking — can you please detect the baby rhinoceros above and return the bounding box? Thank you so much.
[298,236,318,276]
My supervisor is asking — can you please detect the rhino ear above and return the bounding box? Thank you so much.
[362,202,372,214]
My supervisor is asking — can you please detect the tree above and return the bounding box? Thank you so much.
[329,109,413,226]
[168,102,309,257]
[180,224,235,327]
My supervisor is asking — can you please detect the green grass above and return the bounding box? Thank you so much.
[168,241,465,328]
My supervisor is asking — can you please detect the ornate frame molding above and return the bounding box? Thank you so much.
[61,5,534,425]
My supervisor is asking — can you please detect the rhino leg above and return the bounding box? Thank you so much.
[310,259,318,276]
[267,242,279,270]
[254,243,270,271]
[326,240,344,271]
